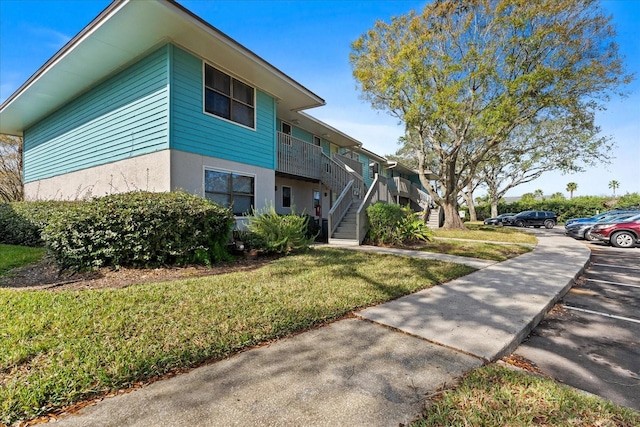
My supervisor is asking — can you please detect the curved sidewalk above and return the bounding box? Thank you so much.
[54,230,590,427]
[357,230,591,361]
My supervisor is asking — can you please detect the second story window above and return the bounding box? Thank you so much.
[204,64,255,128]
[369,162,379,179]
[281,122,292,135]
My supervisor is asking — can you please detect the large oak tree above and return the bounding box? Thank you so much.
[480,117,612,218]
[351,0,631,228]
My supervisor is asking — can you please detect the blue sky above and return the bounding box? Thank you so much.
[1,0,638,198]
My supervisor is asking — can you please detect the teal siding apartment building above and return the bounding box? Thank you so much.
[0,0,433,243]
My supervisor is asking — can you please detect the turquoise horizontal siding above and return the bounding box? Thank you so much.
[170,46,275,170]
[321,140,330,156]
[23,46,170,183]
[358,154,374,188]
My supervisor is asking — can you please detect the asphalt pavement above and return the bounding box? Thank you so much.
[53,229,590,427]
[515,242,640,411]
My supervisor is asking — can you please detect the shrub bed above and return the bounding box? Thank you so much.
[0,201,78,247]
[366,202,431,245]
[245,205,315,254]
[42,191,234,269]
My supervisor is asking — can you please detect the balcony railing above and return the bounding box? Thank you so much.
[393,176,431,208]
[276,132,322,180]
[393,177,412,198]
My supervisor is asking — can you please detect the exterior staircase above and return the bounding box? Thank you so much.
[328,201,359,245]
[275,132,435,244]
[427,207,441,229]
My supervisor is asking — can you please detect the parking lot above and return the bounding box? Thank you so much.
[514,238,640,411]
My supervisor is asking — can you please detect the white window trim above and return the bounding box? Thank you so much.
[281,121,293,135]
[202,61,257,132]
[202,166,256,217]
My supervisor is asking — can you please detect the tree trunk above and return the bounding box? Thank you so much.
[462,181,477,221]
[442,202,466,229]
[468,202,477,222]
[491,202,498,219]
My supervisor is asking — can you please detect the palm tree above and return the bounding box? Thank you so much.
[609,180,620,198]
[566,182,577,199]
[533,189,544,200]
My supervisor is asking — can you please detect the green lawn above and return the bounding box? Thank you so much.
[0,244,45,275]
[420,239,532,261]
[0,247,474,424]
[432,223,538,244]
[414,364,640,426]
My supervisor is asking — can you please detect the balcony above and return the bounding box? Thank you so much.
[276,132,322,180]
[393,176,431,209]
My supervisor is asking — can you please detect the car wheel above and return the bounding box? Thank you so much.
[544,220,555,229]
[610,231,636,248]
[515,220,525,227]
[584,228,598,241]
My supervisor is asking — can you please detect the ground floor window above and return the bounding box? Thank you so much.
[282,186,292,208]
[204,169,254,215]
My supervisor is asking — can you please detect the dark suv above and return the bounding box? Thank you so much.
[505,211,557,229]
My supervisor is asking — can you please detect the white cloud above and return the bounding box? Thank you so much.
[27,25,71,50]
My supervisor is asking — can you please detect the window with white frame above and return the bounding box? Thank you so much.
[282,186,292,208]
[204,169,254,215]
[204,64,255,128]
[281,122,292,135]
[369,162,379,179]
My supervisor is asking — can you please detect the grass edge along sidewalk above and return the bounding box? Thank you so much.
[0,247,473,425]
[413,364,640,426]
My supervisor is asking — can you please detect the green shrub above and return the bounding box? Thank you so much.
[475,193,640,222]
[0,201,78,247]
[366,203,404,245]
[42,191,234,269]
[366,202,432,246]
[231,229,266,251]
[245,205,315,254]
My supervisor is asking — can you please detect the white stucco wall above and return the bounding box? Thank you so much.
[23,150,172,200]
[170,149,276,226]
[274,176,329,219]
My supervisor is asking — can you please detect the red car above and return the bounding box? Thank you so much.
[590,214,640,248]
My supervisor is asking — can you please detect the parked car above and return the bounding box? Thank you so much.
[504,211,557,229]
[483,213,517,226]
[565,208,640,227]
[590,214,640,248]
[565,212,640,241]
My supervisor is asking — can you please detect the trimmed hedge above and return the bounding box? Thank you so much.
[475,193,640,222]
[0,201,78,247]
[42,191,234,269]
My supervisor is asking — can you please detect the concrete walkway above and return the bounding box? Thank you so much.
[54,230,590,427]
